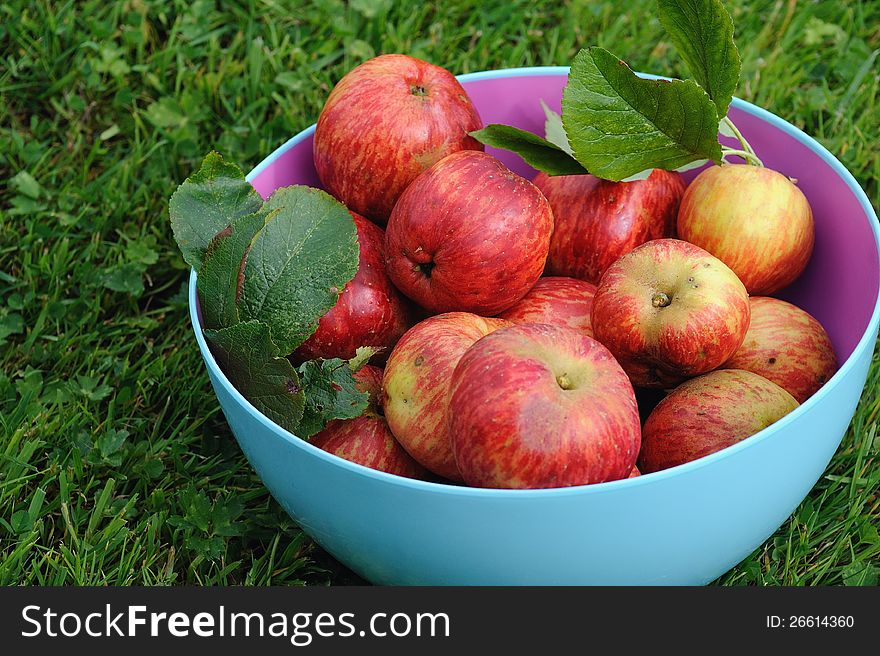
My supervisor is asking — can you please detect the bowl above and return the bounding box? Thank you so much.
[189,67,880,585]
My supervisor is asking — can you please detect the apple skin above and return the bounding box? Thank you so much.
[313,54,483,224]
[677,164,814,295]
[448,324,641,489]
[628,466,641,478]
[311,366,428,479]
[294,212,412,362]
[384,151,554,315]
[536,169,686,284]
[723,297,838,403]
[591,239,751,388]
[498,277,596,337]
[639,369,799,473]
[382,312,512,480]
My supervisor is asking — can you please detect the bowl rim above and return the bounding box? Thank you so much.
[188,65,880,498]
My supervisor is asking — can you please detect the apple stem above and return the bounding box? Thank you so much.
[721,148,764,166]
[721,117,764,167]
[556,373,573,390]
[652,292,671,308]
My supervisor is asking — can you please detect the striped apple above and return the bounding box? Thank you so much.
[385,151,553,315]
[313,54,483,224]
[294,212,412,362]
[498,277,597,337]
[723,296,837,403]
[448,324,641,489]
[677,164,814,295]
[382,312,512,481]
[639,369,799,473]
[591,239,750,388]
[311,366,428,479]
[537,169,686,285]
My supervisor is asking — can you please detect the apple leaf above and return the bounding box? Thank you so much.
[621,157,711,182]
[718,118,737,138]
[620,169,656,182]
[238,186,359,355]
[657,0,741,119]
[348,345,381,372]
[562,46,723,181]
[295,358,370,439]
[469,125,588,176]
[205,320,305,434]
[198,208,275,330]
[169,152,263,270]
[540,99,573,155]
[676,158,711,172]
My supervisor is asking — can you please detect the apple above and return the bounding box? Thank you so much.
[311,366,428,479]
[536,169,686,284]
[382,312,511,480]
[294,212,412,362]
[384,150,554,315]
[313,54,483,224]
[591,238,750,388]
[628,466,641,478]
[723,296,838,403]
[639,369,799,473]
[677,164,814,295]
[448,323,640,489]
[498,276,596,338]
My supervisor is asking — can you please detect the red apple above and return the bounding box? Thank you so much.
[591,239,750,388]
[385,151,554,315]
[723,296,838,403]
[628,466,641,478]
[536,169,686,284]
[382,312,511,480]
[498,276,596,338]
[449,324,640,489]
[313,54,483,224]
[294,212,412,362]
[311,366,428,479]
[639,369,799,473]
[677,164,814,295]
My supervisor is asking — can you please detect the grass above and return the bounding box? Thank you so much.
[0,0,877,586]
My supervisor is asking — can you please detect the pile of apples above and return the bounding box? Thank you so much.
[304,54,838,489]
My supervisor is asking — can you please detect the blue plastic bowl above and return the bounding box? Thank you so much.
[189,67,880,584]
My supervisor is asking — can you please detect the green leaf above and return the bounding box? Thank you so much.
[657,0,741,118]
[0,312,24,345]
[620,169,655,182]
[197,208,274,330]
[168,152,264,270]
[75,375,112,402]
[145,97,187,129]
[350,0,392,18]
[10,510,33,535]
[205,321,305,434]
[540,99,572,155]
[125,239,159,266]
[348,346,380,372]
[98,429,128,459]
[295,358,370,439]
[470,125,588,176]
[562,46,723,181]
[182,490,213,532]
[9,171,41,199]
[718,118,737,138]
[842,562,879,586]
[101,263,144,295]
[238,186,359,355]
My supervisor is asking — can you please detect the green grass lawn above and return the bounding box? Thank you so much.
[1,0,878,585]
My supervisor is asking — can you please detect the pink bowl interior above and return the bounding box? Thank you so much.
[249,73,879,364]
